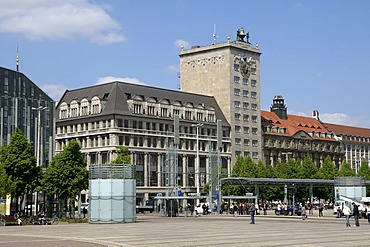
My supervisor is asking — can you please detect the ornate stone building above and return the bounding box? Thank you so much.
[180,27,262,166]
[55,82,231,203]
[323,122,370,172]
[261,96,344,167]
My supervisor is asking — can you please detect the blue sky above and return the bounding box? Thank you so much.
[1,0,370,128]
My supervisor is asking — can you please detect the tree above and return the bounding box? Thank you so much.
[358,160,370,196]
[0,160,14,197]
[0,128,40,204]
[317,156,338,180]
[112,146,131,164]
[298,155,318,179]
[273,158,300,179]
[315,156,338,200]
[338,160,356,177]
[43,140,88,214]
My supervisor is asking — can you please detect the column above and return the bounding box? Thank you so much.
[157,154,162,187]
[144,153,148,187]
[182,155,187,188]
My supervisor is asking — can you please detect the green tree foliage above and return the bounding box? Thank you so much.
[111,146,131,164]
[231,156,247,177]
[358,160,370,196]
[298,155,318,179]
[43,140,88,209]
[274,158,299,179]
[0,128,40,197]
[317,156,338,180]
[338,160,356,177]
[0,160,14,196]
[358,160,370,180]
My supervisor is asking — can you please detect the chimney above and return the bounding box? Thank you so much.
[312,110,320,120]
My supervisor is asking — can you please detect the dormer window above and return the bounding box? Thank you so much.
[81,98,90,116]
[59,102,69,119]
[134,103,142,114]
[70,100,79,117]
[91,96,101,114]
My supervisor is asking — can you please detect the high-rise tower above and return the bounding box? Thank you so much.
[180,27,262,167]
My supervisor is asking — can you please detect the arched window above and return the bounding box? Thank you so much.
[91,96,101,114]
[70,100,79,117]
[80,98,90,116]
[59,102,69,119]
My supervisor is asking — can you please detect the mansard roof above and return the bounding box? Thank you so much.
[323,123,370,139]
[56,81,229,125]
[261,110,335,141]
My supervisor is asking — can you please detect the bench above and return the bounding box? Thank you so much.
[0,215,21,226]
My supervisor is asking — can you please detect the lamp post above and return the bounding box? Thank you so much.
[192,123,203,206]
[32,106,47,214]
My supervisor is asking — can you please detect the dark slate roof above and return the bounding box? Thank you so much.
[56,81,230,126]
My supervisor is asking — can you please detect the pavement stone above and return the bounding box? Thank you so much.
[0,211,369,247]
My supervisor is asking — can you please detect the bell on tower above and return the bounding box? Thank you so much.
[237,27,250,43]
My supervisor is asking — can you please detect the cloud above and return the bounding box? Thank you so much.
[290,110,370,128]
[320,112,370,128]
[95,76,146,85]
[41,84,68,102]
[0,0,125,44]
[175,39,191,49]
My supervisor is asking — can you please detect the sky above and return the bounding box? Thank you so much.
[1,0,370,128]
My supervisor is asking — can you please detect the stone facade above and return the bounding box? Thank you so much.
[55,82,232,203]
[180,39,262,166]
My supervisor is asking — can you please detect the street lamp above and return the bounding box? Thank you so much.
[191,123,203,205]
[32,105,48,213]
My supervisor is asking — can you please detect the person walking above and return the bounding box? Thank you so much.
[342,205,351,227]
[367,204,370,223]
[249,202,256,224]
[352,202,360,227]
[336,207,341,218]
[301,205,306,220]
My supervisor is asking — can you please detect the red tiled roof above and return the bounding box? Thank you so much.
[324,123,370,138]
[261,110,335,141]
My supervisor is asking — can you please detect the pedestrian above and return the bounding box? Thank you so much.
[249,202,256,224]
[277,203,281,216]
[263,202,267,215]
[233,203,238,217]
[318,204,323,217]
[352,202,360,227]
[83,206,87,218]
[336,207,341,218]
[367,204,370,223]
[202,203,206,215]
[301,205,306,220]
[342,205,351,227]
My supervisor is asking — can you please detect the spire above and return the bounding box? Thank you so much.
[16,43,20,72]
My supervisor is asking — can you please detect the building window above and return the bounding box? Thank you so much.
[242,78,248,85]
[243,114,250,122]
[244,151,250,157]
[235,151,241,157]
[235,125,241,133]
[244,126,250,134]
[251,79,257,87]
[185,110,192,120]
[244,139,250,146]
[173,109,180,116]
[252,140,258,147]
[234,113,241,120]
[148,106,155,116]
[234,76,240,84]
[234,64,240,71]
[251,103,258,111]
[251,91,257,99]
[252,115,258,122]
[235,138,241,145]
[252,128,258,135]
[243,102,249,109]
[234,88,240,96]
[208,113,215,122]
[197,112,203,121]
[252,152,258,159]
[234,101,240,108]
[161,107,167,117]
[243,90,248,97]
